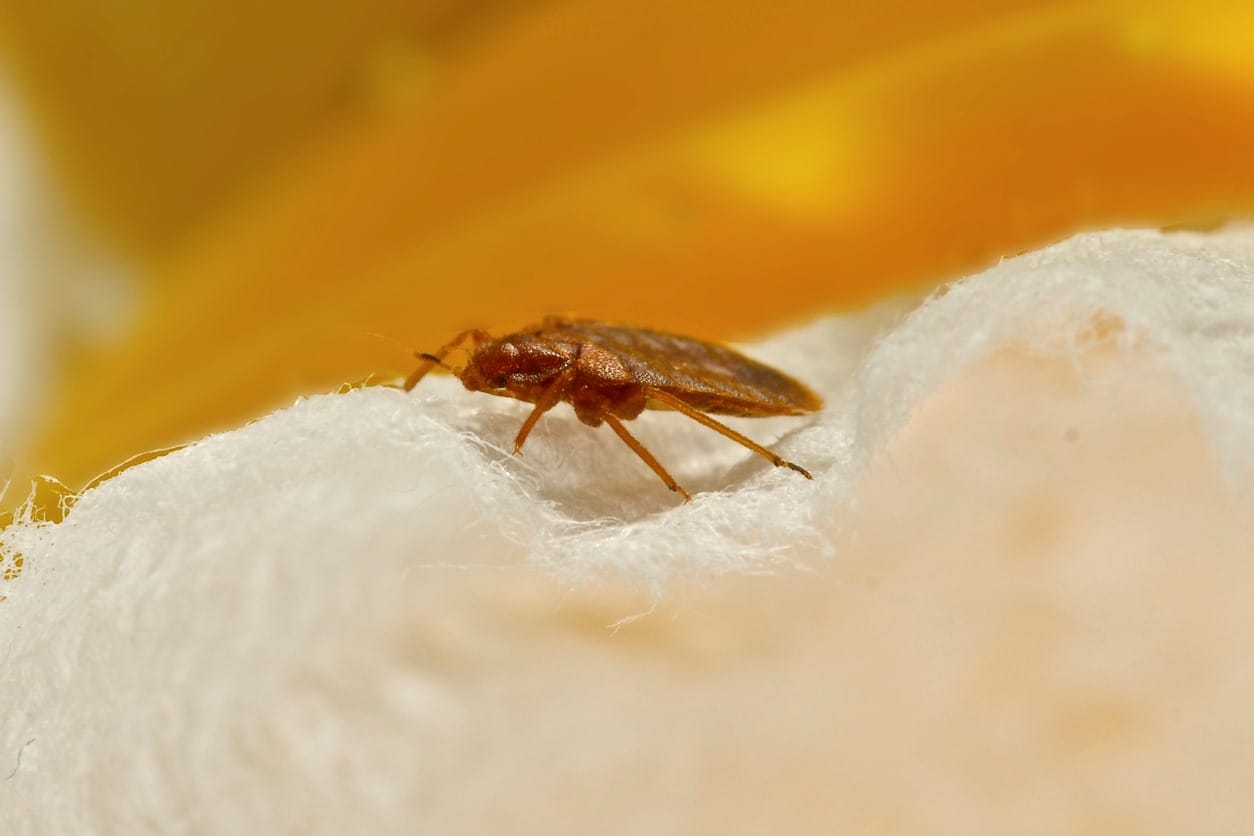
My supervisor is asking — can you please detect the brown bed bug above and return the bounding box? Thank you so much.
[405,316,822,501]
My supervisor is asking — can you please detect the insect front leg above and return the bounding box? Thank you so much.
[404,329,492,390]
[512,368,576,454]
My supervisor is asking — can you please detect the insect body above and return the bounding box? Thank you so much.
[406,316,822,501]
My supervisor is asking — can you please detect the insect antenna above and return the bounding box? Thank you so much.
[405,328,490,390]
[405,353,457,389]
[419,352,454,369]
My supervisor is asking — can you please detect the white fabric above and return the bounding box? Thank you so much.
[3,228,1254,834]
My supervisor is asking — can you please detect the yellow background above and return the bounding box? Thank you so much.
[2,0,1253,489]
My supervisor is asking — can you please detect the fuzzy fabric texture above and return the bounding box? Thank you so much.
[3,229,1254,834]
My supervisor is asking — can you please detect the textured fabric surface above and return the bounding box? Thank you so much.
[2,229,1253,834]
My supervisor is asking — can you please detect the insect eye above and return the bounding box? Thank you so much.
[493,375,508,388]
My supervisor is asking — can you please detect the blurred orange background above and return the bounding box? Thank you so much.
[0,0,1252,491]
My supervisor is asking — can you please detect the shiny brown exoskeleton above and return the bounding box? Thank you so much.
[405,316,822,501]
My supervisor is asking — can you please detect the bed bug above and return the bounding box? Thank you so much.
[405,316,822,501]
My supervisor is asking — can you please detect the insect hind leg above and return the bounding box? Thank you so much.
[644,387,813,480]
[604,414,692,502]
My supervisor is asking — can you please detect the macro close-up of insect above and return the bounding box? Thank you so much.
[9,4,1254,836]
[405,316,823,500]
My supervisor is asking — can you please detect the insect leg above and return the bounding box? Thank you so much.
[603,414,692,502]
[404,329,492,390]
[644,387,813,479]
[512,370,574,455]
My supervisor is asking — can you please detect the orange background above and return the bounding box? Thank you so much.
[2,0,1253,489]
